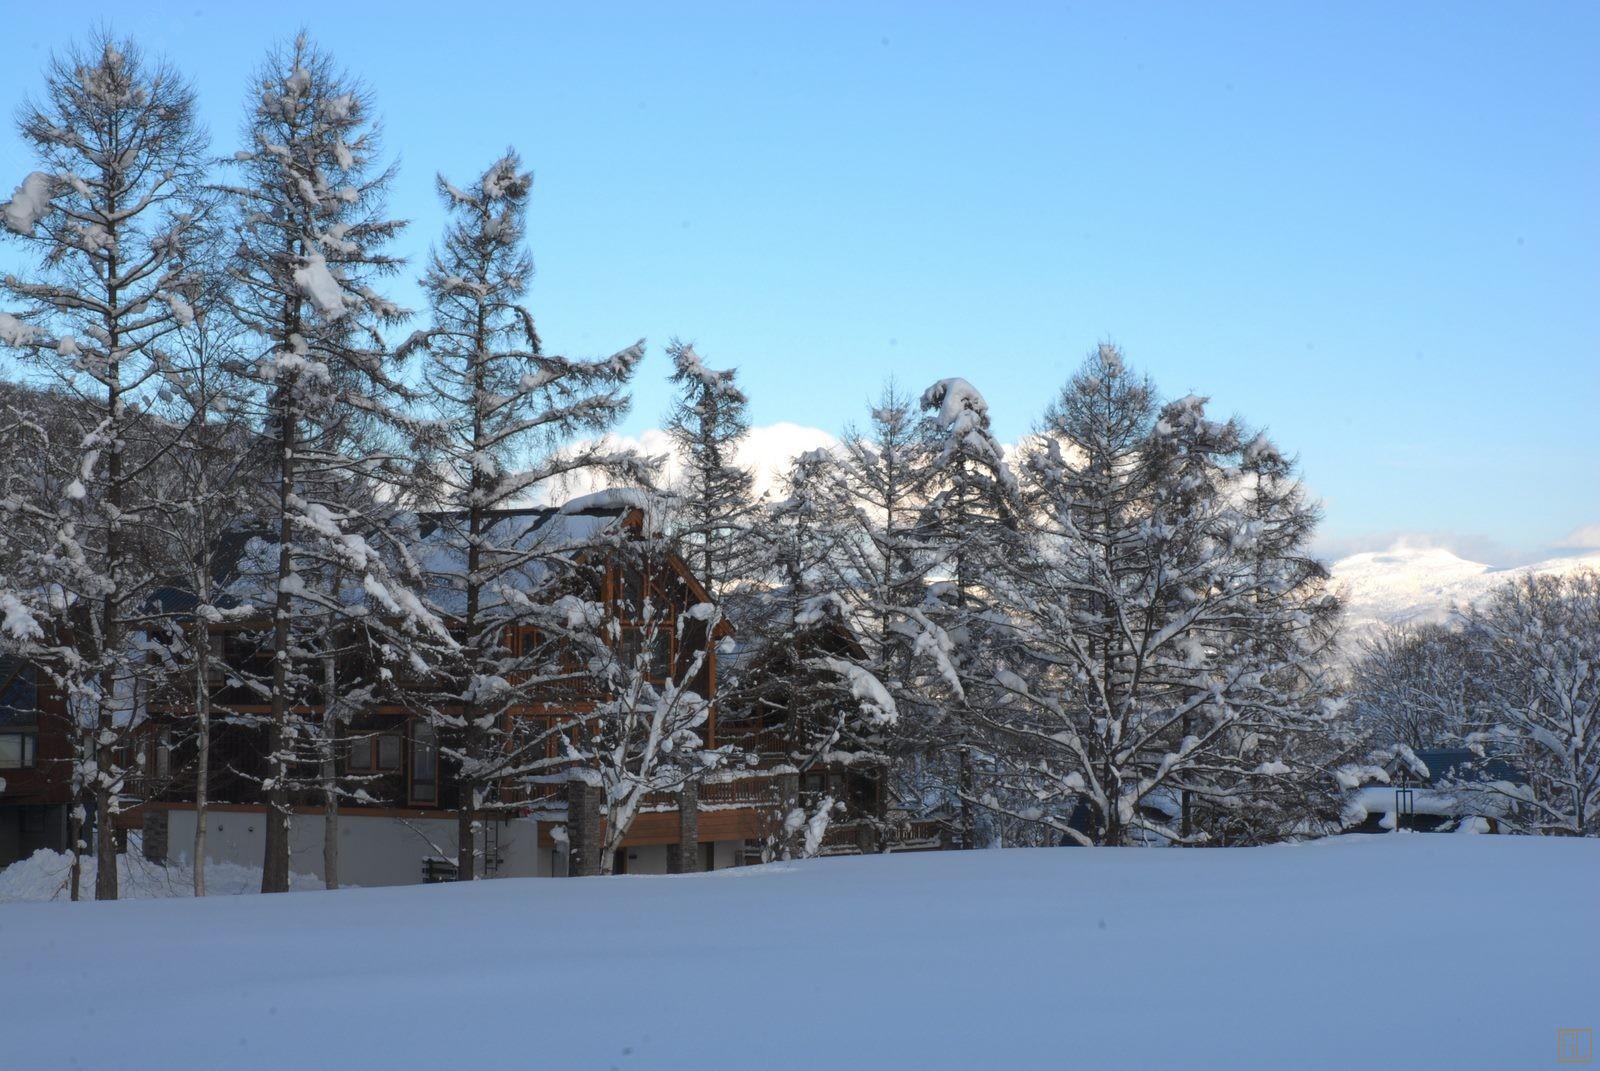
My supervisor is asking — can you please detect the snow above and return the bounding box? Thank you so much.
[0,837,1592,1070]
[1,592,43,640]
[0,848,323,903]
[292,250,348,319]
[557,487,654,514]
[412,507,626,616]
[1,171,55,235]
[1332,543,1600,645]
[0,311,39,346]
[920,376,989,428]
[1347,784,1506,822]
[817,655,898,724]
[670,343,748,404]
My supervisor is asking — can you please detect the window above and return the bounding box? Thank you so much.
[411,721,438,805]
[0,732,36,769]
[377,732,402,771]
[0,664,38,728]
[204,633,227,686]
[154,731,172,779]
[348,731,402,773]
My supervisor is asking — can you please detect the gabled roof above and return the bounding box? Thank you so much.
[141,491,731,636]
[1412,748,1522,786]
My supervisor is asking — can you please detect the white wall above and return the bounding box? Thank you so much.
[162,808,748,886]
[616,839,742,874]
[163,809,558,887]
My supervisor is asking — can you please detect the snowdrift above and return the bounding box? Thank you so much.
[0,848,324,903]
[1,836,1594,1070]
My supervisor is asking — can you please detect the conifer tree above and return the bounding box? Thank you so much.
[663,342,756,603]
[407,150,645,879]
[223,34,445,892]
[0,35,209,898]
[978,345,1340,845]
[914,376,1018,847]
[740,448,899,855]
[142,256,258,895]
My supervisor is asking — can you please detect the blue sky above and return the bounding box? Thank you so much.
[2,3,1595,563]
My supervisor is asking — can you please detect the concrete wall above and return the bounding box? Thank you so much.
[160,807,747,886]
[616,839,741,874]
[163,809,559,887]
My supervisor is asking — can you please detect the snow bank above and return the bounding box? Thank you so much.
[0,837,1593,1070]
[0,848,323,903]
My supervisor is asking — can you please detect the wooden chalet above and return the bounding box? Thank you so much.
[119,497,826,883]
[0,655,73,868]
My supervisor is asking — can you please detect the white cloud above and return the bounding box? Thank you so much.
[1554,523,1600,551]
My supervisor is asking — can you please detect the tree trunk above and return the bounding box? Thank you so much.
[193,616,211,897]
[456,323,487,883]
[322,652,339,890]
[958,747,976,849]
[262,397,296,894]
[68,802,83,902]
[94,193,124,902]
[456,722,480,881]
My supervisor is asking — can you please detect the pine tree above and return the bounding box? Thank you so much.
[977,345,1340,846]
[739,448,899,856]
[830,383,945,689]
[407,150,645,879]
[0,35,209,898]
[914,376,1018,847]
[141,256,257,895]
[663,341,756,603]
[223,34,445,892]
[810,383,952,842]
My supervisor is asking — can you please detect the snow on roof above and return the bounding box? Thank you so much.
[414,505,634,617]
[1347,785,1510,824]
[201,496,646,619]
[557,488,652,515]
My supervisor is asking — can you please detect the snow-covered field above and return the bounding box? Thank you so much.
[1,836,1594,1070]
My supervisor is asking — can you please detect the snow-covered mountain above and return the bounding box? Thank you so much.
[1331,544,1600,643]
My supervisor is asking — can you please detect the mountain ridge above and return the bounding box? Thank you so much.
[1331,544,1600,644]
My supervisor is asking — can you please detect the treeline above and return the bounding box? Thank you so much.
[1,33,1592,902]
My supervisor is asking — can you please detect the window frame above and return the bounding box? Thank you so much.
[409,720,439,806]
[0,731,37,770]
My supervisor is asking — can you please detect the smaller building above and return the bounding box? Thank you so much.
[1345,748,1520,834]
